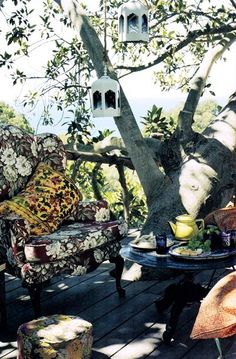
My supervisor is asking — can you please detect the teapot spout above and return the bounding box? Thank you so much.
[168,221,176,235]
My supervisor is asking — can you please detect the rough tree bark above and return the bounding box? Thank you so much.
[143,36,236,234]
[58,0,164,202]
[145,93,236,233]
[56,0,236,234]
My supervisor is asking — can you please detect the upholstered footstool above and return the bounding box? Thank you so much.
[17,314,93,359]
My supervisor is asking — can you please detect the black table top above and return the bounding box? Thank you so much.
[120,245,236,271]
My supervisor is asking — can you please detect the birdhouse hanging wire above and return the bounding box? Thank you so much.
[91,0,121,118]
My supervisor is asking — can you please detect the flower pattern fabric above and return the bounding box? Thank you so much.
[21,239,123,285]
[24,220,127,263]
[0,163,82,235]
[0,124,128,298]
[36,133,67,173]
[0,125,38,201]
[0,214,30,269]
[74,200,110,222]
[0,203,127,287]
[17,314,93,359]
[0,126,66,202]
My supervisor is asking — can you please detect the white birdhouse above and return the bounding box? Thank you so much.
[118,0,149,43]
[91,74,121,117]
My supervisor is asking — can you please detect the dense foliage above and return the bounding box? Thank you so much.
[0,0,235,227]
[0,101,33,132]
[0,0,235,130]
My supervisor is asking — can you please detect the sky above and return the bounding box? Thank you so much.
[0,0,235,135]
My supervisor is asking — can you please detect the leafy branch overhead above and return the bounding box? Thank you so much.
[0,0,235,126]
[0,0,236,233]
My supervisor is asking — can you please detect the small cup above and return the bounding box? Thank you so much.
[156,233,167,254]
[220,231,231,248]
[229,230,236,247]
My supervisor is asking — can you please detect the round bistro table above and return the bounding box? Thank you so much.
[120,245,236,343]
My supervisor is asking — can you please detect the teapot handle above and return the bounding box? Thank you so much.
[196,219,204,230]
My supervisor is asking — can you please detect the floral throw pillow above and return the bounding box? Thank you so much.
[0,163,82,235]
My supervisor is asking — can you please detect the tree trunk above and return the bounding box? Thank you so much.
[55,0,236,234]
[57,0,164,201]
[143,94,236,234]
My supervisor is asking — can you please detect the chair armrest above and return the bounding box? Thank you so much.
[72,200,111,222]
[0,214,30,268]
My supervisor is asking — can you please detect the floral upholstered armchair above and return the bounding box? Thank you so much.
[0,124,128,318]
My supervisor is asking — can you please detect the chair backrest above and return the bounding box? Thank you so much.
[0,125,67,201]
[35,132,67,173]
[191,271,236,339]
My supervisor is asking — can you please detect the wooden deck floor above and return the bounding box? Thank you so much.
[1,234,235,358]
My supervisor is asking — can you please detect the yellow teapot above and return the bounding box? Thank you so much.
[168,214,204,240]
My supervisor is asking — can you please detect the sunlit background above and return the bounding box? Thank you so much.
[0,0,235,135]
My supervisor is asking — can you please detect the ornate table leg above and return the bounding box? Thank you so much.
[0,263,6,328]
[155,272,208,343]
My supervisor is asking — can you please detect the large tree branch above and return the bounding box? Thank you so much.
[66,135,165,168]
[116,24,236,75]
[56,0,165,201]
[178,36,236,143]
[184,37,236,115]
[230,0,236,10]
[204,92,236,151]
[143,92,236,233]
[66,149,134,169]
[150,10,222,31]
[116,164,130,223]
[67,135,162,159]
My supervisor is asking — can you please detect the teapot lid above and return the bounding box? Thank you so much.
[176,214,195,223]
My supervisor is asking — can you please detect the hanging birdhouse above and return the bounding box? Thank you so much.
[118,0,149,43]
[91,74,121,118]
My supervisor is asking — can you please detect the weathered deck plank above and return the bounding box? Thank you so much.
[0,250,235,359]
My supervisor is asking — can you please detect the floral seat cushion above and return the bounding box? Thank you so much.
[24,220,127,263]
[21,233,124,285]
